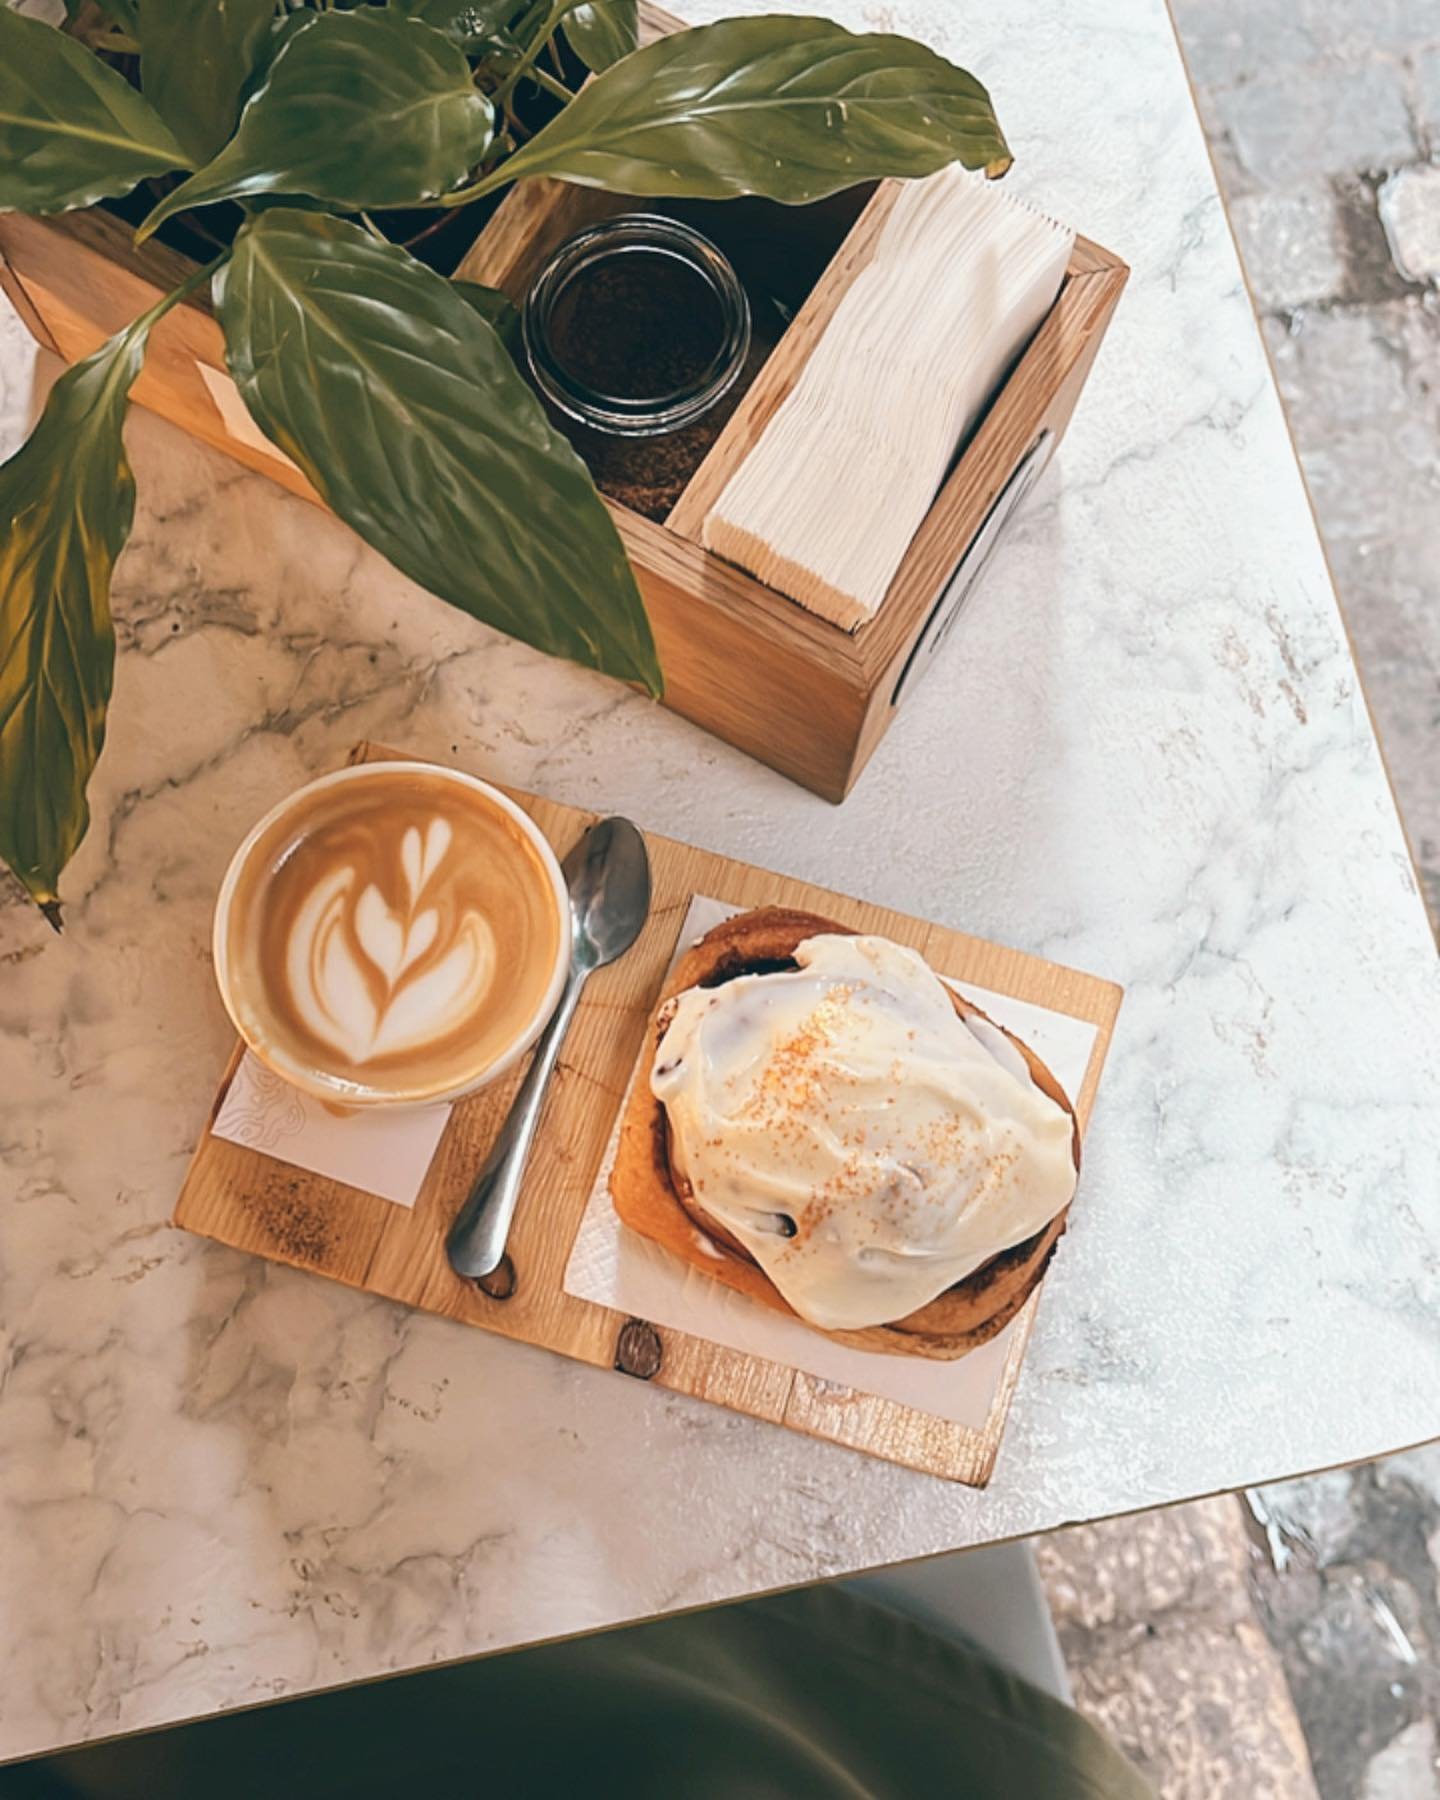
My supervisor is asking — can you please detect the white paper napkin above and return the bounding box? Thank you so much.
[211,1051,451,1208]
[563,896,1098,1432]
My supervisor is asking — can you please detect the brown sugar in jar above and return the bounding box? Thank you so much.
[522,214,756,521]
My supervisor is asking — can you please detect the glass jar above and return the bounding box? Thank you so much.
[522,213,754,520]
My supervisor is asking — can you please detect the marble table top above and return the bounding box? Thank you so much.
[3,0,1440,1767]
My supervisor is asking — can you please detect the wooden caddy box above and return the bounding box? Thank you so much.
[0,6,1127,801]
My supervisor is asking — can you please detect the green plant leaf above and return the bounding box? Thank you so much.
[0,8,190,213]
[138,8,494,239]
[451,278,523,362]
[0,306,160,919]
[216,210,660,694]
[561,1,638,73]
[140,0,278,162]
[489,14,1010,202]
[246,6,321,85]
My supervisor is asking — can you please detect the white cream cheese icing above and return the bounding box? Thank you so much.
[651,932,1077,1331]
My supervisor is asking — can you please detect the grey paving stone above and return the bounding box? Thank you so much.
[1294,0,1440,61]
[1331,174,1420,306]
[1261,302,1416,436]
[1416,49,1440,155]
[1230,185,1348,309]
[1378,164,1440,285]
[1216,60,1415,184]
[1256,1471,1366,1569]
[1246,1460,1440,1800]
[1378,1443,1440,1510]
[1322,528,1440,918]
[1177,0,1440,91]
[1169,0,1326,90]
[1262,1564,1432,1798]
[1361,1720,1440,1800]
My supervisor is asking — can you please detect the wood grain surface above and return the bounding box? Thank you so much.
[173,744,1122,1484]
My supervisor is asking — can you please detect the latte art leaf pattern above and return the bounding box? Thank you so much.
[285,814,498,1066]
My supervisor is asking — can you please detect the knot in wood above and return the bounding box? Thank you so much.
[614,1318,663,1380]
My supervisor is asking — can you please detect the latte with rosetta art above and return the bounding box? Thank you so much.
[220,767,564,1103]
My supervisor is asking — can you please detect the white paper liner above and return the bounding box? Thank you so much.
[211,1051,451,1208]
[563,896,1098,1432]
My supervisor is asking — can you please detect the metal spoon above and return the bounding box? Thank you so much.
[445,817,651,1281]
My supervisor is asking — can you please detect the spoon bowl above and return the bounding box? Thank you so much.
[566,817,652,972]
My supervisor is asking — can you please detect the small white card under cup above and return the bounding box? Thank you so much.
[563,895,1098,1432]
[211,1051,451,1208]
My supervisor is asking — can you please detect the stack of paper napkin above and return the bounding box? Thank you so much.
[700,169,1075,630]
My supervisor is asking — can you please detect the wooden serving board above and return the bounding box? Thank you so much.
[175,744,1122,1483]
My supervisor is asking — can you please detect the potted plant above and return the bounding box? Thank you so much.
[0,0,1010,924]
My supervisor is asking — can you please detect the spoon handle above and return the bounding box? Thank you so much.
[445,972,587,1280]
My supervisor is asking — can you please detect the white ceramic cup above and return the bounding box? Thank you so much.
[212,762,571,1108]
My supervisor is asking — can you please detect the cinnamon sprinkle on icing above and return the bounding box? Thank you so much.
[650,933,1077,1332]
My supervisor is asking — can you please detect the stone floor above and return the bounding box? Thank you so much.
[1038,3,1440,1796]
[1037,1501,1321,1796]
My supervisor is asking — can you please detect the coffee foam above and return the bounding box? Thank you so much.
[221,768,563,1102]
